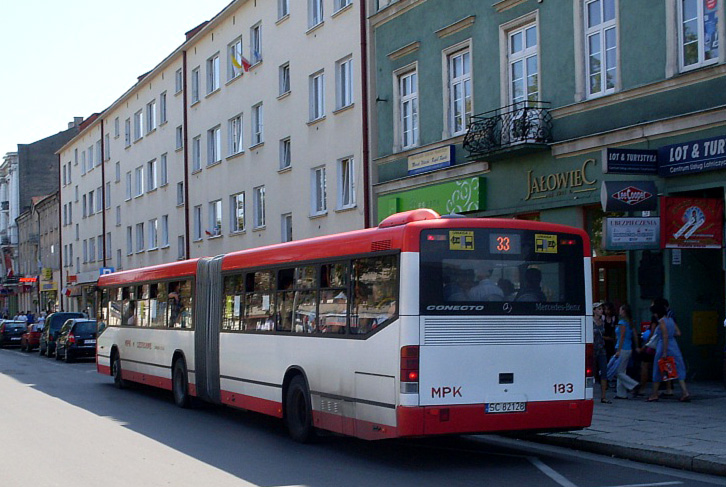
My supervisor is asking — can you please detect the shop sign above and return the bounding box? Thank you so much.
[660,197,724,249]
[377,176,485,222]
[19,277,37,283]
[100,267,115,276]
[658,135,726,177]
[68,275,77,283]
[525,158,597,201]
[603,217,660,250]
[604,149,658,174]
[600,181,658,212]
[42,268,53,280]
[407,145,454,176]
[41,281,58,291]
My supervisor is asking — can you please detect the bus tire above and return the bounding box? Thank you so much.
[285,375,315,443]
[172,359,191,408]
[112,351,126,389]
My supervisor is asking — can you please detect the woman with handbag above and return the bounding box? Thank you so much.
[647,302,690,402]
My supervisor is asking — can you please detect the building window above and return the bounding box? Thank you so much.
[335,0,352,11]
[192,136,201,171]
[309,71,325,121]
[229,115,244,156]
[508,24,538,105]
[231,192,245,233]
[146,100,157,133]
[207,53,220,94]
[279,137,291,169]
[679,0,720,71]
[309,0,324,28]
[160,153,168,186]
[278,0,290,19]
[282,213,293,242]
[208,200,222,236]
[105,183,111,209]
[127,226,133,255]
[106,233,112,260]
[178,236,185,260]
[253,186,266,228]
[114,117,120,137]
[88,146,94,169]
[134,166,144,197]
[399,69,419,149]
[252,103,264,146]
[87,191,93,216]
[160,92,167,124]
[279,62,291,95]
[133,110,143,141]
[124,118,131,147]
[149,218,158,249]
[96,186,103,213]
[337,157,355,209]
[89,237,96,263]
[448,48,472,136]
[104,134,110,161]
[83,239,89,263]
[175,68,183,93]
[251,23,262,64]
[193,205,203,240]
[177,182,184,205]
[125,172,132,200]
[115,161,121,183]
[116,206,121,226]
[162,215,169,247]
[98,235,104,261]
[176,125,184,150]
[336,56,353,109]
[311,166,327,216]
[147,159,157,192]
[585,0,617,97]
[191,67,200,103]
[228,37,244,80]
[136,222,145,252]
[207,126,222,165]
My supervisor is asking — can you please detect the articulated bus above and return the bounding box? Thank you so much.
[96,209,594,441]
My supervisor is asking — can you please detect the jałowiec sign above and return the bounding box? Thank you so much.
[525,158,597,201]
[600,181,658,212]
[658,135,726,177]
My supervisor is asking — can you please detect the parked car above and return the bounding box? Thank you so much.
[0,320,28,348]
[39,312,85,357]
[20,323,44,352]
[55,319,98,362]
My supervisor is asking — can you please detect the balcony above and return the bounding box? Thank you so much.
[463,101,552,159]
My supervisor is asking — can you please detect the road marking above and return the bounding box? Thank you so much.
[528,456,578,487]
[608,483,682,487]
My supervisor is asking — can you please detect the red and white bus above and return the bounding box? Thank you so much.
[96,209,594,441]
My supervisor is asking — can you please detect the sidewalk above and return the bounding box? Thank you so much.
[524,381,726,477]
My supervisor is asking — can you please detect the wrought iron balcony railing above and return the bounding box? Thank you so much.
[463,101,552,158]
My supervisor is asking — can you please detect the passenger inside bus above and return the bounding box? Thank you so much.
[515,267,547,302]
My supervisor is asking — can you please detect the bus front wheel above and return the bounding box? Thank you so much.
[285,375,315,443]
[112,352,126,389]
[172,359,191,408]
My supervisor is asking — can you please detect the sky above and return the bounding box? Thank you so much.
[0,0,233,155]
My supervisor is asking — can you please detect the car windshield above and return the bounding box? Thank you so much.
[73,321,97,334]
[4,322,25,328]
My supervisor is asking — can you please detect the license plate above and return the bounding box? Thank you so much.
[85,339,96,345]
[11,337,20,341]
[485,402,526,414]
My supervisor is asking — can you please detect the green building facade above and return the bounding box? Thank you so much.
[369,0,726,380]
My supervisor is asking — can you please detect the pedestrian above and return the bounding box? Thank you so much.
[647,302,690,402]
[602,302,617,360]
[592,302,610,403]
[613,304,640,399]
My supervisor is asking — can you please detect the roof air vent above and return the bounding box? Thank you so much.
[378,209,440,228]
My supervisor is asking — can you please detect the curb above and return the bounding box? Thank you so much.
[522,433,726,477]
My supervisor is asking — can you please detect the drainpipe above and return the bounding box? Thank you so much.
[359,0,371,228]
[183,51,191,259]
[100,119,107,268]
[57,153,64,311]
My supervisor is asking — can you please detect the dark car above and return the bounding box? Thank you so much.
[55,319,98,362]
[21,323,43,352]
[39,312,85,357]
[0,320,28,348]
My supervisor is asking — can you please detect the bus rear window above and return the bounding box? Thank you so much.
[420,228,585,315]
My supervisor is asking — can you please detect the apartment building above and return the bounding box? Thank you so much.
[58,0,368,312]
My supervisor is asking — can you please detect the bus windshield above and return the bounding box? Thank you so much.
[419,228,586,316]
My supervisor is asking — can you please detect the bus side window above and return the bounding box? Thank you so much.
[244,271,274,332]
[151,283,167,328]
[109,287,123,328]
[176,280,193,329]
[351,255,398,335]
[222,275,244,331]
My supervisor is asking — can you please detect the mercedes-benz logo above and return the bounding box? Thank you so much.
[503,303,512,313]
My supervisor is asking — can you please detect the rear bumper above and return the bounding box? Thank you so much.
[396,399,593,437]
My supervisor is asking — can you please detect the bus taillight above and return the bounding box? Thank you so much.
[400,346,419,394]
[585,343,594,378]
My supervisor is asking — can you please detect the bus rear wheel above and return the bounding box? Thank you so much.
[172,359,191,408]
[285,375,315,443]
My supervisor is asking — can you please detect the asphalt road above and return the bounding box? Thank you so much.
[1,347,724,487]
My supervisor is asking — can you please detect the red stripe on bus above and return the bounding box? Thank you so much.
[98,363,111,375]
[220,390,283,418]
[121,370,173,391]
[396,400,594,437]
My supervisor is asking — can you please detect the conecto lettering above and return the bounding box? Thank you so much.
[426,305,485,311]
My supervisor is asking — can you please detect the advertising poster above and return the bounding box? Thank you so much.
[604,218,660,250]
[660,197,724,249]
